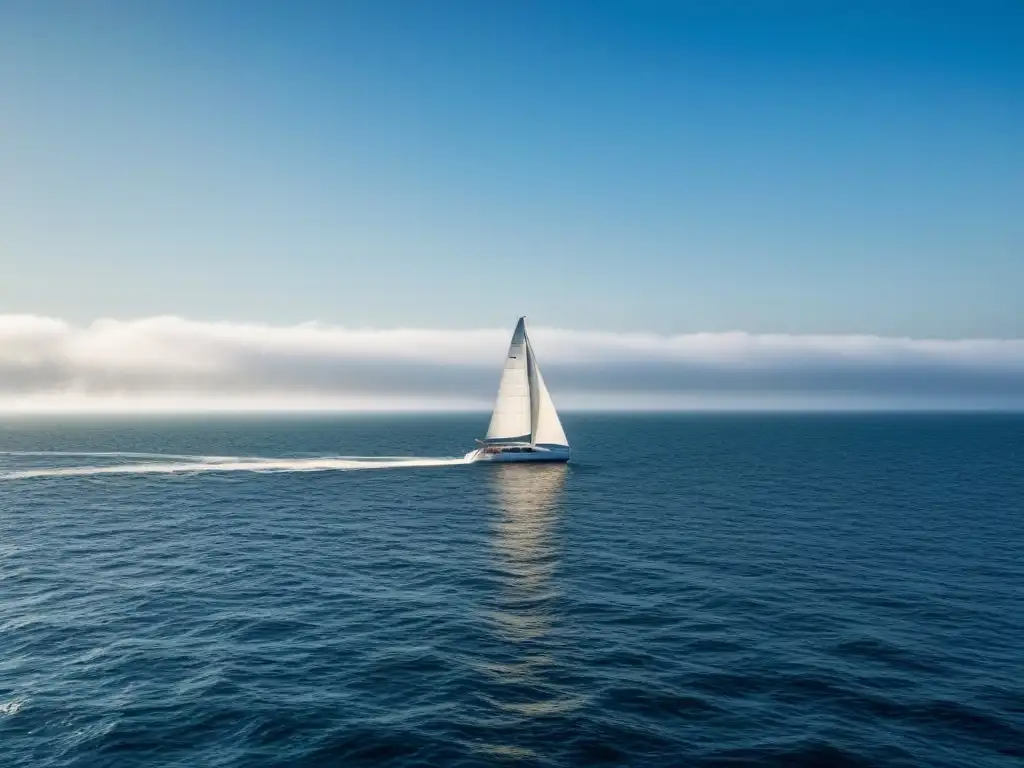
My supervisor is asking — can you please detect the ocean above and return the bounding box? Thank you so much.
[0,413,1021,767]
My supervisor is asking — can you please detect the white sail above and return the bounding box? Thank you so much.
[478,317,569,458]
[485,318,531,441]
[527,340,569,447]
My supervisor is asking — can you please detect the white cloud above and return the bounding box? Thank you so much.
[0,315,1022,411]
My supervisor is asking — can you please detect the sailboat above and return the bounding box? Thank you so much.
[467,317,570,463]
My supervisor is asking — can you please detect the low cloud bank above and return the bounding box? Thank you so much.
[1,315,1022,411]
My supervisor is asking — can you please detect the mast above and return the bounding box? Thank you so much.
[525,319,541,444]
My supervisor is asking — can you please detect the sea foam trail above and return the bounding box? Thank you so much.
[0,450,241,461]
[0,453,472,480]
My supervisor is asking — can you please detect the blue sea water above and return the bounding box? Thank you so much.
[0,413,1021,767]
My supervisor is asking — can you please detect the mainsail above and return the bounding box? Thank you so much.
[485,318,531,441]
[485,318,568,447]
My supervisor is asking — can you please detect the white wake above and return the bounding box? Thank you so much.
[0,452,472,480]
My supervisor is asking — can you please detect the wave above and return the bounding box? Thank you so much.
[0,699,24,717]
[0,451,471,480]
[0,450,242,461]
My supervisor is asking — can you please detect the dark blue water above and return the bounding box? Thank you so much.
[1,414,1021,767]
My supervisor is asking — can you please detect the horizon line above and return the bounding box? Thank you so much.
[1,406,1022,417]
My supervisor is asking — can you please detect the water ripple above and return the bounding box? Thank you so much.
[0,414,1022,766]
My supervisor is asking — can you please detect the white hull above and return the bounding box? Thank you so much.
[467,445,570,464]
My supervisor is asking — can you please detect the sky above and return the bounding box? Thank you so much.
[1,1,1022,410]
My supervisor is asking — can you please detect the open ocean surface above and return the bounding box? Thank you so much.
[0,413,1021,767]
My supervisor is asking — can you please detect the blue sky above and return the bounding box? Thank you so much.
[1,0,1022,337]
